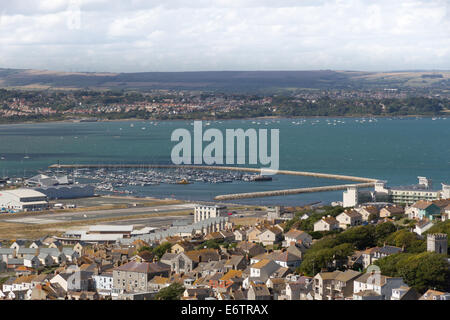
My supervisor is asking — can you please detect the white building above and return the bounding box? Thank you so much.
[336,211,363,230]
[94,273,113,296]
[313,216,339,232]
[89,225,134,236]
[443,204,450,221]
[353,273,407,300]
[442,184,450,199]
[0,189,48,212]
[413,220,433,236]
[194,204,227,223]
[343,177,449,208]
[343,186,358,208]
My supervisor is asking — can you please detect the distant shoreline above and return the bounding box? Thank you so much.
[0,114,442,126]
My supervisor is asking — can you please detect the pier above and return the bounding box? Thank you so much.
[214,182,376,200]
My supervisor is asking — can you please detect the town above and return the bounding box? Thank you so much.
[1,87,449,123]
[0,176,449,300]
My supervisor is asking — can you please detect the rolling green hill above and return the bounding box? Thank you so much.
[1,68,449,92]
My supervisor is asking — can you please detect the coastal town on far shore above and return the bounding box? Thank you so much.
[0,171,449,301]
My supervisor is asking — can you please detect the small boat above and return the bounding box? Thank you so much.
[177,179,190,185]
[252,175,273,182]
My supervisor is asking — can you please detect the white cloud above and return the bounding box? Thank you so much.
[0,0,449,72]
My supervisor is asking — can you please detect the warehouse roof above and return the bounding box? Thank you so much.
[89,225,134,233]
[0,188,47,199]
[80,234,124,242]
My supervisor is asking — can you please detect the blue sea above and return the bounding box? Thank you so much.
[0,117,449,206]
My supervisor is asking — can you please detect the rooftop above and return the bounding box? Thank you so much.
[89,225,134,233]
[0,188,47,198]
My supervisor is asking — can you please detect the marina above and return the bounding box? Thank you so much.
[45,164,378,200]
[46,167,269,195]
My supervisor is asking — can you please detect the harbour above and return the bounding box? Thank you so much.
[0,117,449,206]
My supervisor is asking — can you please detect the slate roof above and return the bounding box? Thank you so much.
[335,270,361,282]
[377,245,402,255]
[114,261,170,273]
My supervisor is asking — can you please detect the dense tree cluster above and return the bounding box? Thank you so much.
[296,222,425,276]
[284,206,344,234]
[138,242,172,260]
[375,252,450,293]
[154,283,185,300]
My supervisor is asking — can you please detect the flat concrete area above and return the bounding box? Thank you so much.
[2,203,196,225]
[50,196,168,208]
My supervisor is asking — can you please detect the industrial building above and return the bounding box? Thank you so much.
[57,225,137,244]
[0,188,48,212]
[26,174,94,200]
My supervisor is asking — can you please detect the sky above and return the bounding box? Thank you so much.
[0,0,449,72]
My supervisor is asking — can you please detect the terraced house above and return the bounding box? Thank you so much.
[113,261,171,294]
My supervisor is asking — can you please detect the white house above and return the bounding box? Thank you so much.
[10,241,26,253]
[442,204,450,221]
[29,241,43,249]
[40,248,66,265]
[313,216,339,232]
[16,247,38,258]
[283,229,312,247]
[0,248,15,260]
[258,228,283,246]
[336,211,363,229]
[357,206,380,221]
[38,253,56,267]
[50,273,71,292]
[234,230,247,242]
[2,278,15,293]
[353,273,407,300]
[413,220,433,236]
[62,248,79,262]
[12,277,34,292]
[274,252,302,269]
[93,273,113,295]
[23,255,40,269]
[249,259,280,279]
